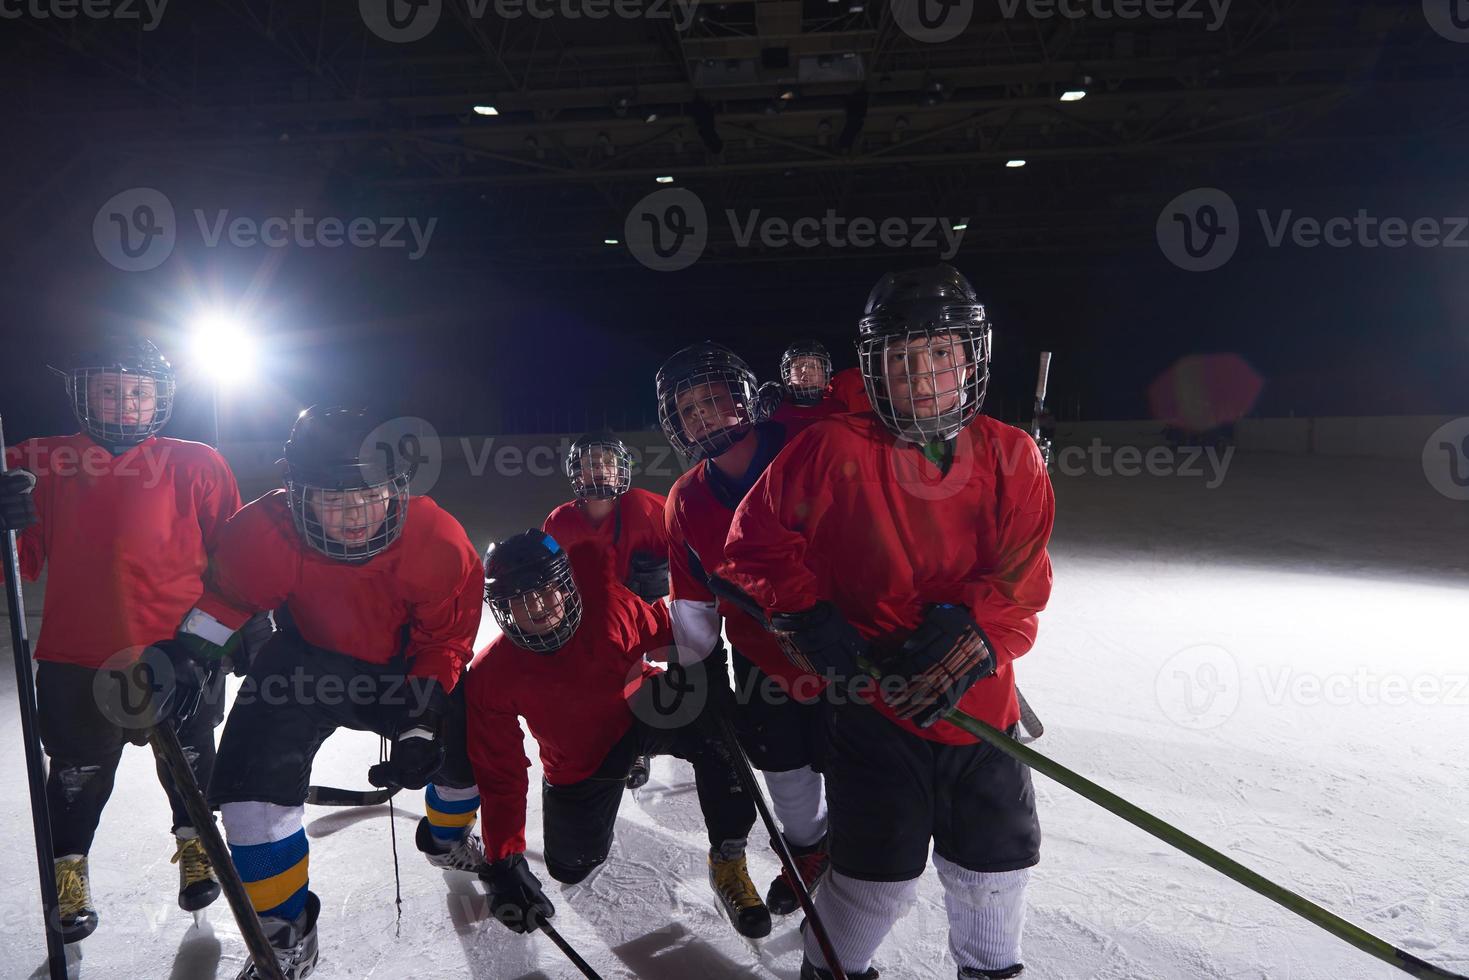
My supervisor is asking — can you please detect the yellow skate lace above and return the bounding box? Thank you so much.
[710,854,763,911]
[172,836,216,888]
[55,858,92,919]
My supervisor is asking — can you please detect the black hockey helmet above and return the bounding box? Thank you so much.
[780,339,833,406]
[53,335,176,448]
[484,529,582,653]
[856,264,991,443]
[565,430,633,500]
[282,405,411,561]
[655,342,759,462]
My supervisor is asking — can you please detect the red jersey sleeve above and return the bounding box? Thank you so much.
[719,435,826,615]
[960,436,1055,668]
[194,448,243,551]
[2,443,45,582]
[465,653,531,862]
[404,520,484,692]
[195,494,301,630]
[627,488,670,561]
[665,487,715,604]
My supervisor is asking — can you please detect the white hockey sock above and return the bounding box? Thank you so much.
[802,870,918,974]
[763,766,828,848]
[220,801,306,846]
[934,854,1029,973]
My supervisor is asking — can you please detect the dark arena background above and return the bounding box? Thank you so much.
[1,2,1467,978]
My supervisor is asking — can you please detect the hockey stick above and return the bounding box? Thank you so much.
[1030,351,1053,471]
[531,910,604,979]
[148,723,287,980]
[1,418,68,980]
[1014,686,1044,742]
[709,711,847,980]
[705,574,1469,980]
[306,783,400,807]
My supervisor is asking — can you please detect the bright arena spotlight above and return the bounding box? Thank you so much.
[189,311,258,385]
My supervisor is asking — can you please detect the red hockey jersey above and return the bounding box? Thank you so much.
[542,487,669,584]
[665,423,824,698]
[193,490,482,691]
[464,547,672,861]
[720,413,1054,744]
[827,367,873,415]
[3,434,240,668]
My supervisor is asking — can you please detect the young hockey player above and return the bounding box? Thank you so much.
[542,430,670,605]
[655,341,832,916]
[151,405,485,979]
[467,529,771,939]
[760,340,872,424]
[720,265,1055,980]
[0,336,242,941]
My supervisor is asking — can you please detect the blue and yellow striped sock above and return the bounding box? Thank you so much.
[424,783,479,845]
[231,828,309,921]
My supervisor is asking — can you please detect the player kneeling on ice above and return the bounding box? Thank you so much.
[0,336,244,942]
[466,530,771,939]
[148,405,486,979]
[719,264,1056,980]
[656,341,834,917]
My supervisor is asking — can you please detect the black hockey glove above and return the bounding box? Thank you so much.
[625,551,671,603]
[878,604,996,729]
[768,601,867,681]
[368,679,449,791]
[0,469,39,533]
[480,853,555,934]
[140,639,217,729]
[225,612,275,678]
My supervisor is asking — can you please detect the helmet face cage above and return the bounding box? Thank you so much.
[565,439,633,500]
[657,363,758,463]
[285,471,411,562]
[485,553,583,653]
[858,327,991,443]
[780,344,833,406]
[65,366,175,447]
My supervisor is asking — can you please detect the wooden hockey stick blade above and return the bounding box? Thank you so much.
[149,724,286,980]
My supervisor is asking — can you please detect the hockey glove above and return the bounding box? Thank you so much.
[625,551,671,603]
[768,601,867,681]
[225,612,275,678]
[627,643,733,734]
[368,679,449,791]
[480,853,555,934]
[139,639,217,729]
[0,469,38,533]
[879,604,996,729]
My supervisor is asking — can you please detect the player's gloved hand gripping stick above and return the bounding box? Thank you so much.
[705,572,1468,980]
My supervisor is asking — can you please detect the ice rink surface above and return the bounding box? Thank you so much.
[2,445,1466,979]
